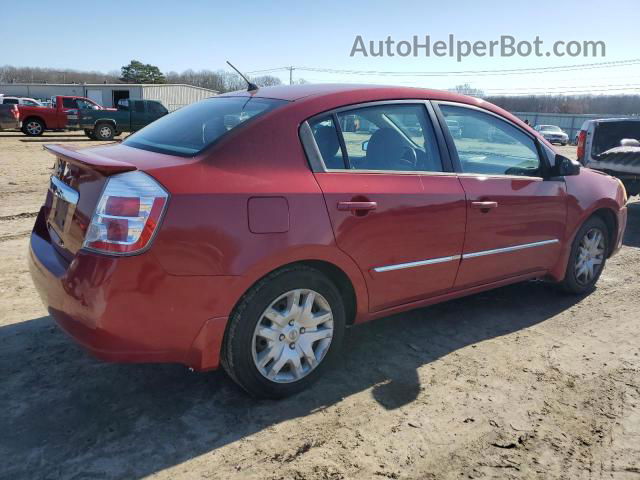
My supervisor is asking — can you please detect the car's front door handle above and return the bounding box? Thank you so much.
[337,201,377,212]
[471,201,498,211]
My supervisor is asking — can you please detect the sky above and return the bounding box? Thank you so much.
[3,0,640,95]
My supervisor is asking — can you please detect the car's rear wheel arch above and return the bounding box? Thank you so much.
[227,260,358,329]
[296,260,357,326]
[23,116,46,130]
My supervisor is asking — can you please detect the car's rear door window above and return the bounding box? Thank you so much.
[439,104,541,177]
[310,103,442,172]
[123,97,286,156]
[308,116,346,169]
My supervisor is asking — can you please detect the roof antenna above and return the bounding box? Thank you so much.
[226,61,259,92]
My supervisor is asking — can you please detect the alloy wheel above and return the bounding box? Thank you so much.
[252,288,334,383]
[99,126,112,139]
[575,227,605,285]
[26,121,42,135]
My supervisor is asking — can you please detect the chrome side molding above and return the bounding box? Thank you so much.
[373,255,461,273]
[462,239,559,259]
[372,239,559,273]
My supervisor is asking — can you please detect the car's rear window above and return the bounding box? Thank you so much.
[123,96,287,156]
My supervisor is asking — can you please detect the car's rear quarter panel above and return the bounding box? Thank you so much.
[144,109,370,319]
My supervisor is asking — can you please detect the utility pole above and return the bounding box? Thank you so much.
[288,66,294,85]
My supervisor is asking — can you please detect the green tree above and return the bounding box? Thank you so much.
[120,60,166,84]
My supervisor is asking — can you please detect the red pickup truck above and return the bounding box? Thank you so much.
[18,96,104,136]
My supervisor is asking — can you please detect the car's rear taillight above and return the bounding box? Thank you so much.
[11,106,19,119]
[577,130,587,163]
[83,171,168,255]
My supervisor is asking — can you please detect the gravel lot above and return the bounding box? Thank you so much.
[1,132,639,479]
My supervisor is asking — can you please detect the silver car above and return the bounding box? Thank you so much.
[535,124,569,145]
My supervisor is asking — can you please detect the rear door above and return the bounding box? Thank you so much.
[59,97,80,128]
[303,101,466,312]
[435,102,567,288]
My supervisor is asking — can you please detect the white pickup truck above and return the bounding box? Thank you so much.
[0,95,43,107]
[577,118,640,197]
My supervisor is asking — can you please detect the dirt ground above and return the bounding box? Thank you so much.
[1,132,639,480]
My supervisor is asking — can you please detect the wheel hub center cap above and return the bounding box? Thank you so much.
[288,329,299,341]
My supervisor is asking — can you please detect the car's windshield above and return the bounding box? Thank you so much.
[541,125,562,132]
[123,96,287,156]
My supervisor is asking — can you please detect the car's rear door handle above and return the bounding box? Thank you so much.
[471,201,498,210]
[337,201,377,212]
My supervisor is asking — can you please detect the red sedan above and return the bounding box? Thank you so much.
[29,84,628,398]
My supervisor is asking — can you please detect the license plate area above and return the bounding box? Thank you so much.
[47,160,79,247]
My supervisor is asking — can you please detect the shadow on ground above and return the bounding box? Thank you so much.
[19,138,102,143]
[0,281,584,479]
[1,133,80,138]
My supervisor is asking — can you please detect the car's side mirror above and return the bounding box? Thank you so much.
[550,154,581,177]
[361,140,369,152]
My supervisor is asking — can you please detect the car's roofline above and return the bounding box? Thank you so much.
[216,83,483,104]
[592,117,640,123]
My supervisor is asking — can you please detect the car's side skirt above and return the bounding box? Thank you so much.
[357,270,548,324]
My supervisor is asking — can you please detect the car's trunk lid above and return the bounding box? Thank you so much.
[43,144,137,262]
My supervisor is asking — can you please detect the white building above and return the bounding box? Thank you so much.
[0,83,217,111]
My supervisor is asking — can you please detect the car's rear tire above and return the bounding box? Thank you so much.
[22,118,44,136]
[221,265,346,399]
[94,123,115,141]
[558,216,608,294]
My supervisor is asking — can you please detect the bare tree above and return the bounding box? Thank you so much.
[450,83,485,97]
[0,65,120,84]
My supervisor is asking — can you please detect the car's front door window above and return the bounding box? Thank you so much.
[440,104,541,177]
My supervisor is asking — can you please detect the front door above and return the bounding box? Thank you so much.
[436,103,567,288]
[306,102,467,311]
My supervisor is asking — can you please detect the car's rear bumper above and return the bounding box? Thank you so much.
[0,120,20,130]
[28,208,233,370]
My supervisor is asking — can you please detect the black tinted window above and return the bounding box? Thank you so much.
[4,98,19,104]
[62,98,77,108]
[124,97,286,156]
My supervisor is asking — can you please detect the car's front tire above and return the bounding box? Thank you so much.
[222,265,346,399]
[558,216,608,294]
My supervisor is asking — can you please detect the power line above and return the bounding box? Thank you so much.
[245,67,289,75]
[485,87,640,96]
[485,82,640,93]
[252,58,640,78]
